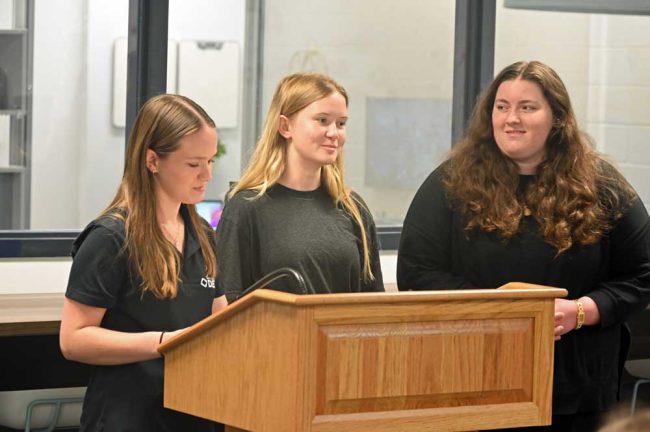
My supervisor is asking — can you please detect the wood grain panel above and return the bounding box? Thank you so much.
[164,300,306,431]
[316,318,533,414]
[311,402,544,432]
[313,299,545,324]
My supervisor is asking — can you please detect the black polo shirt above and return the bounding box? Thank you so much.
[66,206,223,432]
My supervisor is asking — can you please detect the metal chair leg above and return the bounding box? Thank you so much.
[630,379,650,416]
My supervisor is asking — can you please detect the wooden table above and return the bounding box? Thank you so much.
[0,293,63,336]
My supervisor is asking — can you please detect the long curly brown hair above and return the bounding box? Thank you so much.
[443,61,635,253]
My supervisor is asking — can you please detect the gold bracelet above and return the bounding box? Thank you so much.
[574,300,585,330]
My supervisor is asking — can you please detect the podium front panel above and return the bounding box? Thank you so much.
[309,299,554,431]
[316,318,534,413]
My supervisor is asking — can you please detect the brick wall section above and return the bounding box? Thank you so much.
[586,15,650,209]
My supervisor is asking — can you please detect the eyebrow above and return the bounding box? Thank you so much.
[314,112,348,119]
[495,98,540,104]
[186,153,218,160]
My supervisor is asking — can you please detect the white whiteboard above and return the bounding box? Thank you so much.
[112,38,178,128]
[177,40,240,129]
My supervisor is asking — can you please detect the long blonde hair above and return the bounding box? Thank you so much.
[101,94,218,298]
[444,61,635,253]
[231,73,374,280]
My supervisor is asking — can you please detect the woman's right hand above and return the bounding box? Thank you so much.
[554,298,579,340]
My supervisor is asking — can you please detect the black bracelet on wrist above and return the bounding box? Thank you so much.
[159,331,166,344]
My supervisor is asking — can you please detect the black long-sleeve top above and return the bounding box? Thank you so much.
[215,183,384,302]
[397,165,650,414]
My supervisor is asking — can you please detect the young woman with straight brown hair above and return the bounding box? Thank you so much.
[60,94,226,432]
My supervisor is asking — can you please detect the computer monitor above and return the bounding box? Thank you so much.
[195,199,223,229]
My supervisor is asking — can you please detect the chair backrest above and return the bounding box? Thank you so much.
[0,387,85,430]
[627,309,650,361]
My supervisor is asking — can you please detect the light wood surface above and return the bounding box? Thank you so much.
[0,282,552,338]
[0,293,63,336]
[161,282,564,351]
[160,284,566,431]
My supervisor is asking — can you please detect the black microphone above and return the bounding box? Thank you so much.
[234,267,308,301]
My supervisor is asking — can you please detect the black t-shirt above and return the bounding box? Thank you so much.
[397,165,650,414]
[215,183,384,302]
[66,206,224,432]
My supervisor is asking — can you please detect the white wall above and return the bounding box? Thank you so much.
[28,2,650,231]
[0,253,398,294]
[168,0,246,203]
[0,258,72,294]
[31,0,86,229]
[29,0,246,229]
[586,15,650,205]
[262,0,456,223]
[79,1,128,225]
[494,4,591,127]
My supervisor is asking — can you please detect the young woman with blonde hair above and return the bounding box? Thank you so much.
[216,73,383,300]
[60,94,227,431]
[398,61,650,431]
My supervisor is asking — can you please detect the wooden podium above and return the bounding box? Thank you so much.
[159,283,566,432]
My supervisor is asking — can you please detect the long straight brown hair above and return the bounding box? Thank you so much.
[230,73,375,281]
[101,94,218,298]
[444,61,635,253]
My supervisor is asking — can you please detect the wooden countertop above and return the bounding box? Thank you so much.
[0,285,392,337]
[0,293,63,336]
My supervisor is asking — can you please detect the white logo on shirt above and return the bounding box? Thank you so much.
[200,277,215,289]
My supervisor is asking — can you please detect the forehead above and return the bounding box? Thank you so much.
[300,92,347,113]
[174,125,218,156]
[495,78,546,101]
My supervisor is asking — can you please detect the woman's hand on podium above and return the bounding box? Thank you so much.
[554,297,600,341]
[554,298,578,340]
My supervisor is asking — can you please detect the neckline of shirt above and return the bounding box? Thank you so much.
[272,182,327,199]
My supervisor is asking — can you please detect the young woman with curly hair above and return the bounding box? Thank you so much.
[398,61,650,432]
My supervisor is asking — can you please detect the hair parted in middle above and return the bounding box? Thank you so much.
[230,73,375,280]
[101,94,218,298]
[443,60,635,253]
